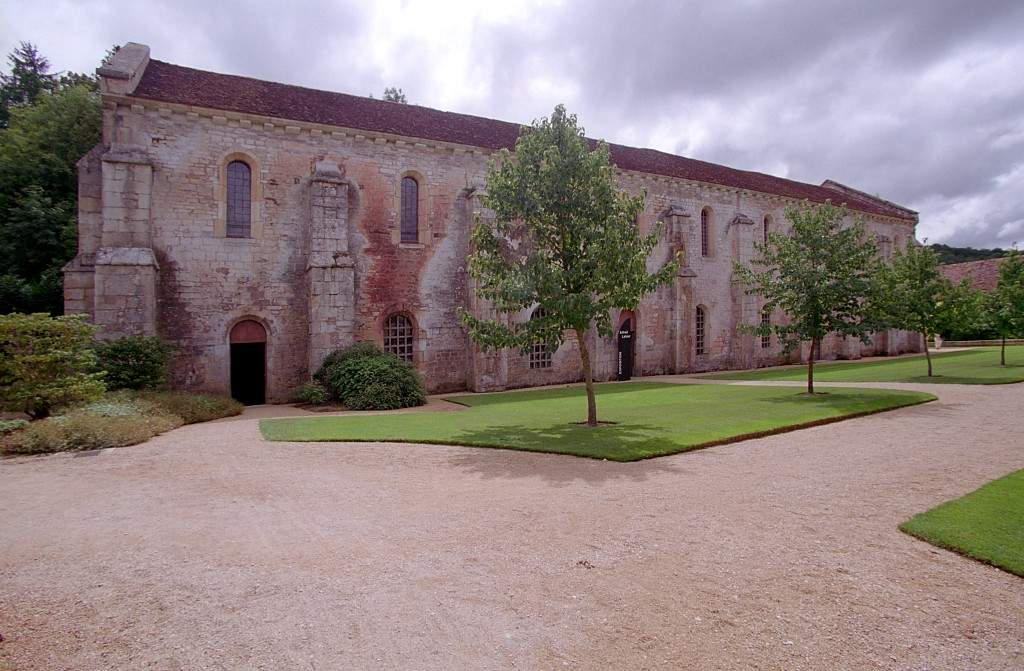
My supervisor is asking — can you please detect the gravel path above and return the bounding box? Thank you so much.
[1,381,1022,670]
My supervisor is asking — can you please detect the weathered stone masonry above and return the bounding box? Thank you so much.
[65,43,922,402]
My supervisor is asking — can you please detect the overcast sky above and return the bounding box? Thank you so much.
[3,0,1022,248]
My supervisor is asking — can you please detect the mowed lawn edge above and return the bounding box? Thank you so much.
[260,383,936,462]
[900,469,1024,578]
[699,346,1024,385]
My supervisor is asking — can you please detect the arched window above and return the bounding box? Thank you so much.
[383,314,414,363]
[695,305,706,356]
[226,160,252,238]
[529,306,553,369]
[400,176,419,243]
[763,215,771,245]
[760,309,771,349]
[700,207,711,257]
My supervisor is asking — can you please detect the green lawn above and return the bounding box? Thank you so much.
[701,346,1024,384]
[261,382,934,461]
[900,470,1024,577]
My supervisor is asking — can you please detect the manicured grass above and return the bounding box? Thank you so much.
[701,345,1024,384]
[900,470,1024,577]
[260,382,934,461]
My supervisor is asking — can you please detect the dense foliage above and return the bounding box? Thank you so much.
[0,312,105,418]
[876,243,983,376]
[459,105,678,425]
[0,42,103,314]
[293,381,330,405]
[929,243,1009,265]
[734,202,882,394]
[315,342,425,410]
[94,335,176,390]
[986,250,1024,365]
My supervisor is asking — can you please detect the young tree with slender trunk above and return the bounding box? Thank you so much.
[460,105,678,426]
[734,202,881,394]
[876,242,982,377]
[986,250,1024,366]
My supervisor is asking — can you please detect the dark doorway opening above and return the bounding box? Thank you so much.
[230,320,267,405]
[617,316,635,381]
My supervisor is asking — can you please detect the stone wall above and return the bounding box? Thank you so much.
[67,65,921,401]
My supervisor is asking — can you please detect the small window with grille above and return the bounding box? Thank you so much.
[695,306,706,356]
[529,307,552,369]
[383,314,414,363]
[761,310,771,349]
[700,207,711,257]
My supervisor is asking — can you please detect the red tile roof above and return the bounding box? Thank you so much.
[940,258,1006,292]
[132,59,916,222]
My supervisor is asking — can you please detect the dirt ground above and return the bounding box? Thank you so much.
[1,380,1022,670]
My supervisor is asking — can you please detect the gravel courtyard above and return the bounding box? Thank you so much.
[1,381,1022,670]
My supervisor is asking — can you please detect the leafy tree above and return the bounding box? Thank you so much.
[0,312,105,419]
[877,242,983,376]
[986,250,1024,365]
[929,243,1008,265]
[0,42,57,128]
[734,202,881,394]
[460,105,678,425]
[0,82,101,314]
[382,86,407,103]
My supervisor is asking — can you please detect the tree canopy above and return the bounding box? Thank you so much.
[986,249,1024,365]
[460,105,678,425]
[734,202,881,393]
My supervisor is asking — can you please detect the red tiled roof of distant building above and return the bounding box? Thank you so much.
[131,59,916,222]
[939,257,1006,292]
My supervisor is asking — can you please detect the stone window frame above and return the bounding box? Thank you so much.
[528,306,553,370]
[762,214,772,245]
[216,152,263,240]
[700,206,713,258]
[760,307,771,349]
[695,304,707,356]
[395,169,428,247]
[382,312,416,364]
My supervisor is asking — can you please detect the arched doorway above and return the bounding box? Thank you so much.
[617,310,636,381]
[230,320,266,405]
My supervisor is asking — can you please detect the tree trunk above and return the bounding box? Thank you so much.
[1002,335,1006,366]
[575,328,598,426]
[923,333,933,377]
[807,338,816,395]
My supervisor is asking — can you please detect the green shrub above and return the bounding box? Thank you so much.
[0,418,28,435]
[293,381,329,405]
[3,401,183,455]
[313,341,384,388]
[137,391,243,424]
[0,313,105,418]
[94,335,175,390]
[322,353,426,410]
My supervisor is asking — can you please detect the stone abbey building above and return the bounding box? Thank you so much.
[65,43,922,404]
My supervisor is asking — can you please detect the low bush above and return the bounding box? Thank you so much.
[293,381,329,405]
[94,335,176,390]
[0,418,28,435]
[321,351,426,410]
[313,341,383,387]
[136,391,244,424]
[1,390,242,455]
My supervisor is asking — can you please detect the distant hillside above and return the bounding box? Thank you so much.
[928,243,1009,265]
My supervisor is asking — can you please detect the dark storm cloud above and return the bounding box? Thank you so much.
[3,0,1022,246]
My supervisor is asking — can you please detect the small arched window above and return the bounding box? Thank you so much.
[700,207,711,257]
[695,305,706,356]
[529,307,553,369]
[763,215,771,245]
[760,309,771,349]
[226,160,252,238]
[383,314,414,363]
[400,176,419,243]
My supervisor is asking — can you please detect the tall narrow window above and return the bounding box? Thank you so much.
[763,215,771,245]
[761,309,771,349]
[700,207,710,257]
[400,176,419,243]
[695,306,706,356]
[529,307,553,369]
[226,160,252,238]
[383,314,414,363]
